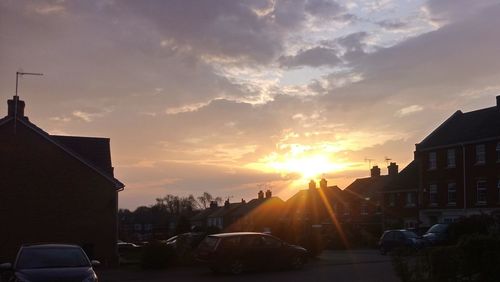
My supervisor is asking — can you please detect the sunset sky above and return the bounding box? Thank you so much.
[2,0,500,209]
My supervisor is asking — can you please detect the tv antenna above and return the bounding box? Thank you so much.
[384,156,392,166]
[13,71,43,133]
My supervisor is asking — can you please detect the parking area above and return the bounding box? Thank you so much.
[97,249,398,282]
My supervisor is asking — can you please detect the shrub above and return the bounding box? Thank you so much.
[140,241,174,269]
[458,234,500,282]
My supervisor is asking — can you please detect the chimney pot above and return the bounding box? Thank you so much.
[265,190,272,198]
[370,166,381,178]
[320,178,327,189]
[388,162,399,176]
[258,190,264,199]
[7,96,25,118]
[309,180,317,190]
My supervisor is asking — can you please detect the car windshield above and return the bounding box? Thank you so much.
[426,224,448,234]
[403,231,418,238]
[16,247,90,269]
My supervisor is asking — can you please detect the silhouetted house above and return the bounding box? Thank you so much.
[283,179,345,243]
[343,164,397,226]
[380,161,419,229]
[0,96,124,265]
[416,96,500,226]
[190,201,220,231]
[229,190,285,233]
[206,200,244,231]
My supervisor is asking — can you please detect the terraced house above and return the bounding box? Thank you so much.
[416,96,500,226]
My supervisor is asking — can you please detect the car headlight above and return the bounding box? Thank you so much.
[82,273,98,282]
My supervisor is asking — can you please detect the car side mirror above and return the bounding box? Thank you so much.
[0,263,12,271]
[90,260,101,267]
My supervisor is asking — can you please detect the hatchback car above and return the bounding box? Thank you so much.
[0,244,100,282]
[195,232,308,274]
[422,223,450,246]
[378,230,422,254]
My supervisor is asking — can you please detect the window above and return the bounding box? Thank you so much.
[361,202,369,215]
[429,184,438,206]
[428,152,437,170]
[475,144,485,164]
[496,143,500,162]
[476,180,487,205]
[447,149,456,168]
[406,192,416,207]
[447,182,457,205]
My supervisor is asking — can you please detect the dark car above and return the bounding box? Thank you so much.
[164,232,207,264]
[195,232,308,274]
[0,244,100,282]
[378,230,422,254]
[422,223,450,246]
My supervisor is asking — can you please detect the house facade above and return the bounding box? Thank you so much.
[0,96,124,265]
[416,96,500,226]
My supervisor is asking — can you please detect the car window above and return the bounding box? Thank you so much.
[16,247,90,269]
[261,236,282,248]
[427,224,448,234]
[403,231,418,238]
[219,237,240,250]
[241,235,263,248]
[198,237,219,251]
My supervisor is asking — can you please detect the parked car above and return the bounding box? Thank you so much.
[118,241,142,264]
[422,223,450,246]
[0,244,100,282]
[195,232,308,274]
[378,230,423,255]
[164,232,206,264]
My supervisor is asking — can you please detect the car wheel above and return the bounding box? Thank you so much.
[229,259,244,275]
[290,255,305,270]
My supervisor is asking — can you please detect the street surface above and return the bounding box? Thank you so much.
[98,249,399,282]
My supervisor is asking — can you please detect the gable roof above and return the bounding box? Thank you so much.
[344,176,390,198]
[382,161,418,192]
[207,203,244,218]
[232,197,285,218]
[417,106,500,150]
[0,116,124,190]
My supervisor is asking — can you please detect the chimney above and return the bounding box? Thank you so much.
[241,198,246,204]
[320,178,327,189]
[370,166,381,178]
[388,162,398,177]
[258,190,264,199]
[265,190,272,198]
[497,95,500,110]
[224,199,230,208]
[7,96,25,118]
[209,201,218,209]
[309,180,317,190]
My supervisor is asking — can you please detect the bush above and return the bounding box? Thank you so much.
[458,234,500,282]
[140,241,174,269]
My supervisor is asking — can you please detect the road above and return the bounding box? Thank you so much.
[98,249,399,282]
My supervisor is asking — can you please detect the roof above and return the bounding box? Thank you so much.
[52,135,113,175]
[21,243,82,249]
[382,161,418,192]
[190,208,219,222]
[417,106,500,150]
[286,185,343,205]
[0,115,124,190]
[208,203,244,218]
[344,176,390,198]
[232,197,285,218]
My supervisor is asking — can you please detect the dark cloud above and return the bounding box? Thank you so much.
[375,19,409,30]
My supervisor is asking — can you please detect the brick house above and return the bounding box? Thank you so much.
[416,96,500,226]
[343,164,398,227]
[380,161,419,229]
[0,96,124,265]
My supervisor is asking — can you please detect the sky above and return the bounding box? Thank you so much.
[2,0,500,210]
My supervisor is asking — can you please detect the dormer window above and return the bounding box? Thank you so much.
[475,144,485,164]
[428,152,437,170]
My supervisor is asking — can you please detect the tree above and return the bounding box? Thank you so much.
[196,192,222,209]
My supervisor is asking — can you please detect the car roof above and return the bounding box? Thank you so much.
[21,243,82,249]
[208,232,268,238]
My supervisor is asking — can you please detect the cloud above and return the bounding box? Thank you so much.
[279,47,342,68]
[395,105,423,117]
